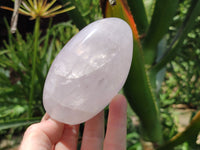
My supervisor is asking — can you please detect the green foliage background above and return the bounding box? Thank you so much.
[0,0,200,149]
[161,0,200,109]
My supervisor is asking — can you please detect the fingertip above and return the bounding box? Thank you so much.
[110,94,127,110]
[103,94,127,150]
[112,94,127,102]
[81,111,104,150]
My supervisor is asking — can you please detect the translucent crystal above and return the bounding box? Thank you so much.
[43,18,133,125]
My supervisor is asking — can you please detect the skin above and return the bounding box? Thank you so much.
[19,94,127,150]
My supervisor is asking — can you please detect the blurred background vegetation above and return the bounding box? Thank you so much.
[0,0,199,149]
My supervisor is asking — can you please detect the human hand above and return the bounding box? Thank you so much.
[19,94,127,150]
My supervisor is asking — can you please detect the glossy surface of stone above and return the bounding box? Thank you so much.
[43,18,133,124]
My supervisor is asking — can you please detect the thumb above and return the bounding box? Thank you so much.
[19,116,64,150]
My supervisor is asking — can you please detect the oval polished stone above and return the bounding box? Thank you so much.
[43,18,133,125]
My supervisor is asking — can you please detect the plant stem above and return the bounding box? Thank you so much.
[29,17,40,118]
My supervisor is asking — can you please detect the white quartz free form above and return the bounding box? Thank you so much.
[43,18,133,125]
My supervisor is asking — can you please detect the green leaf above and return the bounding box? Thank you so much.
[0,87,14,96]
[123,41,163,143]
[143,0,179,65]
[153,0,200,71]
[143,0,156,23]
[150,36,168,96]
[0,50,9,56]
[0,118,40,130]
[62,0,87,30]
[127,0,148,34]
[0,70,10,84]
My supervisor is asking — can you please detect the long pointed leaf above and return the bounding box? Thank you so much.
[153,0,200,72]
[124,41,163,143]
[44,6,75,18]
[42,0,57,12]
[62,0,87,30]
[144,0,156,22]
[0,118,40,130]
[143,0,179,65]
[127,0,148,34]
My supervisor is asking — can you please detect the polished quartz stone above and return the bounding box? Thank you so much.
[43,17,133,125]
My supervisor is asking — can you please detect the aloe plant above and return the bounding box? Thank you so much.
[100,0,200,149]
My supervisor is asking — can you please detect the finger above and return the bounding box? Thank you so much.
[81,111,104,150]
[55,124,79,150]
[103,94,127,150]
[19,118,64,150]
